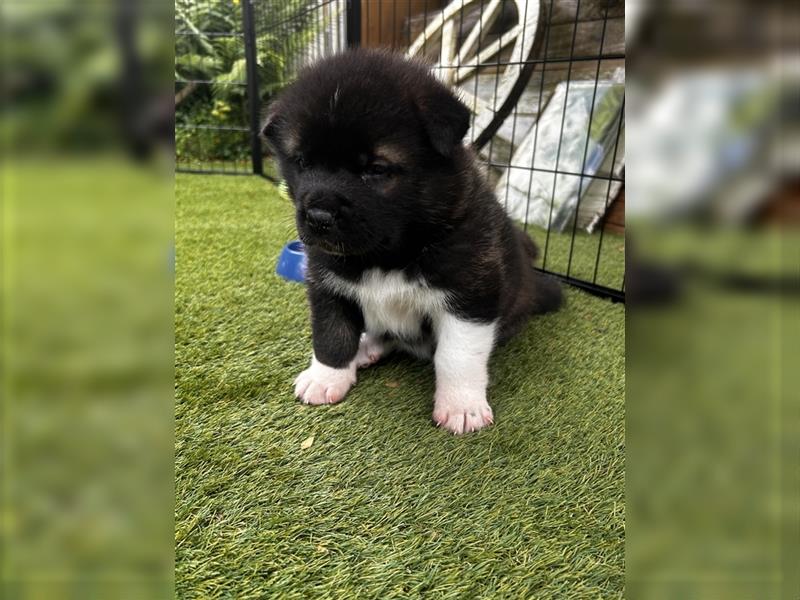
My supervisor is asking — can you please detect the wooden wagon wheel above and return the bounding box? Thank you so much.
[407,0,544,151]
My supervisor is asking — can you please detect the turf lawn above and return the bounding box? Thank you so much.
[175,174,625,598]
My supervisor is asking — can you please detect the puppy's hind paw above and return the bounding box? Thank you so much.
[354,332,386,369]
[294,358,356,405]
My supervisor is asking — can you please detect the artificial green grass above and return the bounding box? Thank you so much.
[175,174,625,598]
[524,223,626,292]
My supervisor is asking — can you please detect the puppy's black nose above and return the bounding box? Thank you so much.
[306,208,335,230]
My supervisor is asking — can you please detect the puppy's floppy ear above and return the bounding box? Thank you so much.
[260,102,284,154]
[416,88,470,157]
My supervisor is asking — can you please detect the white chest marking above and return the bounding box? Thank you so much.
[321,269,448,338]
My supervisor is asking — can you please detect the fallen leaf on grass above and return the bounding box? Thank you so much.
[385,381,400,388]
[300,435,314,449]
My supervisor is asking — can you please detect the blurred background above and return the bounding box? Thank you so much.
[2,1,175,598]
[2,0,799,598]
[626,0,799,598]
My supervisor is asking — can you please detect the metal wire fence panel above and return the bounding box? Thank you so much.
[175,0,346,176]
[175,0,249,173]
[174,0,625,300]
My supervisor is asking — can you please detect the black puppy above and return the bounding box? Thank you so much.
[264,50,562,434]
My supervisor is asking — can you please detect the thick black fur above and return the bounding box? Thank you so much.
[263,50,562,368]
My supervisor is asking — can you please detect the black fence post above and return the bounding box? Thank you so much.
[242,0,263,176]
[346,0,361,48]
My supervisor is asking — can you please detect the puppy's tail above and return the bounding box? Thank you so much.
[516,228,564,315]
[519,229,540,261]
[531,270,564,315]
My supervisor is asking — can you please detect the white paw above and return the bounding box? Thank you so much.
[432,388,494,434]
[294,357,356,405]
[354,332,385,369]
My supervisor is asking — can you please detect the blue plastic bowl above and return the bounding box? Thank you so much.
[276,240,307,283]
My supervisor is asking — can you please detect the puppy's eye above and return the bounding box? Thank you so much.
[363,163,390,177]
[295,156,309,170]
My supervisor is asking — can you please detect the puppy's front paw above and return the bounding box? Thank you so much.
[294,358,356,405]
[433,389,494,434]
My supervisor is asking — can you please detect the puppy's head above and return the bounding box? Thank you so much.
[263,50,470,256]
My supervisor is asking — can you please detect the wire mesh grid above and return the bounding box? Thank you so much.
[174,0,625,300]
[175,0,347,176]
[175,0,249,173]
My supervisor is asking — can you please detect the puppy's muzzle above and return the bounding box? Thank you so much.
[301,188,345,233]
[305,207,336,231]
